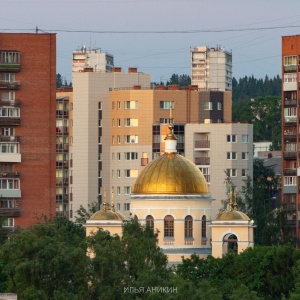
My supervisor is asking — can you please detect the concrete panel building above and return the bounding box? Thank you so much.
[0,33,56,233]
[191,45,232,91]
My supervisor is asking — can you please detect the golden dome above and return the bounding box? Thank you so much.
[90,209,126,221]
[132,152,209,195]
[215,210,250,221]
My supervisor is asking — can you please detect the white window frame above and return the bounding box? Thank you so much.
[241,134,248,143]
[284,176,296,186]
[227,134,236,143]
[204,102,213,110]
[242,152,249,160]
[227,152,237,160]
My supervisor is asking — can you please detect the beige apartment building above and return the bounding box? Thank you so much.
[191,45,232,91]
[71,67,150,220]
[110,86,253,218]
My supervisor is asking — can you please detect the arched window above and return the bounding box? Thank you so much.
[146,215,154,231]
[202,215,207,238]
[164,215,174,237]
[185,215,193,238]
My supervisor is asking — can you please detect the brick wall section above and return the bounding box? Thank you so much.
[0,33,56,227]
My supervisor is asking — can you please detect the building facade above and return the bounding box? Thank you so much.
[282,35,300,244]
[0,33,56,233]
[191,45,232,91]
[71,67,150,221]
[109,86,252,218]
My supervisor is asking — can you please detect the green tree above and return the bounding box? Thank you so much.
[75,201,99,225]
[0,217,89,299]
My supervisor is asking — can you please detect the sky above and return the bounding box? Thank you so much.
[1,0,300,84]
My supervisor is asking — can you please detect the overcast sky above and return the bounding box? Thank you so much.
[1,0,300,83]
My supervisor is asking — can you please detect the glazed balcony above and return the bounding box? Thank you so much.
[284,65,297,72]
[56,126,68,136]
[0,80,21,90]
[56,194,69,203]
[0,51,21,72]
[195,157,210,165]
[0,136,20,142]
[56,178,69,187]
[284,116,297,124]
[283,129,297,141]
[56,210,69,218]
[56,143,68,152]
[0,199,21,217]
[0,172,20,178]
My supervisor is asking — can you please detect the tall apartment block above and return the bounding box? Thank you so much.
[72,47,114,73]
[191,45,232,91]
[0,33,56,233]
[110,86,252,217]
[282,35,300,244]
[71,67,150,220]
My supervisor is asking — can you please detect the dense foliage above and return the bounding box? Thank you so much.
[56,73,72,89]
[1,217,300,299]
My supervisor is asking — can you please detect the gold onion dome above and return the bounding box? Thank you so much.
[132,152,210,195]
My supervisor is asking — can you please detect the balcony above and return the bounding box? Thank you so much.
[284,99,297,106]
[0,80,21,90]
[0,99,20,107]
[56,194,69,203]
[194,140,210,149]
[0,117,20,126]
[284,129,296,141]
[283,168,297,176]
[56,178,69,186]
[56,143,68,152]
[0,51,21,72]
[56,126,68,136]
[0,153,21,163]
[56,110,69,118]
[284,65,297,72]
[283,151,297,159]
[0,172,20,178]
[284,116,297,124]
[0,198,21,217]
[56,161,69,169]
[282,203,296,211]
[56,210,69,218]
[0,63,20,72]
[0,136,20,142]
[286,220,297,228]
[195,157,210,165]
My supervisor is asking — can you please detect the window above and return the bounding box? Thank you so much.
[112,102,115,110]
[124,118,138,127]
[242,152,249,160]
[0,143,18,153]
[164,215,174,237]
[217,102,222,110]
[227,152,237,160]
[226,169,237,177]
[124,101,138,109]
[117,135,121,144]
[112,153,115,160]
[0,179,19,189]
[204,119,212,124]
[227,134,236,142]
[160,101,174,109]
[112,119,115,127]
[124,169,138,178]
[112,136,115,144]
[284,73,297,83]
[124,152,138,160]
[184,215,193,238]
[160,118,170,124]
[242,169,248,177]
[0,51,20,64]
[117,152,121,160]
[125,135,138,144]
[146,215,154,231]
[98,119,102,127]
[117,187,121,195]
[2,218,14,227]
[0,108,20,117]
[117,101,121,109]
[1,128,14,136]
[117,169,121,178]
[2,91,15,100]
[204,102,213,110]
[124,186,131,195]
[202,216,207,238]
[1,73,15,82]
[117,118,121,127]
[117,203,121,210]
[199,167,210,183]
[284,176,296,186]
[98,102,102,110]
[112,170,115,178]
[124,203,130,211]
[242,134,248,143]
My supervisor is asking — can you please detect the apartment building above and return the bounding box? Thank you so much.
[0,33,56,233]
[72,47,114,73]
[281,35,300,244]
[191,45,232,91]
[71,67,150,220]
[110,86,252,217]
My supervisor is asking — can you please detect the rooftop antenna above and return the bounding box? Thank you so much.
[36,26,38,33]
